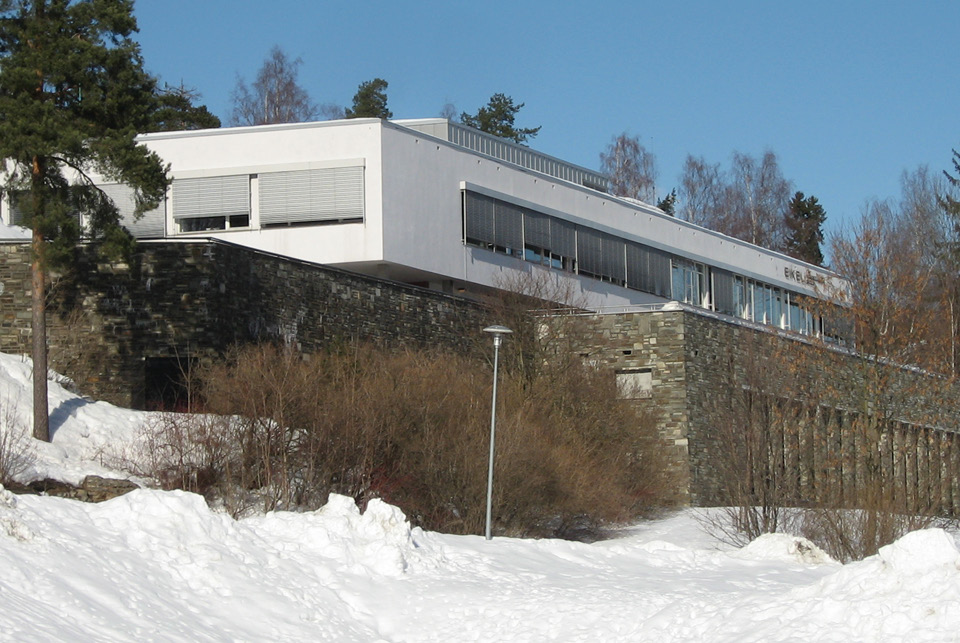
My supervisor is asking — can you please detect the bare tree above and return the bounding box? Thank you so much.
[677,151,791,251]
[230,46,318,126]
[439,102,458,121]
[724,151,792,250]
[600,133,658,204]
[895,165,960,373]
[677,155,725,228]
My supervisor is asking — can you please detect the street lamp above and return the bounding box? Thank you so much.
[482,324,512,541]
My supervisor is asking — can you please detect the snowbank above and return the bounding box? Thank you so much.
[1,351,959,640]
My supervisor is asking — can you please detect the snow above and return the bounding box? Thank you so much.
[1,352,960,641]
[0,221,29,241]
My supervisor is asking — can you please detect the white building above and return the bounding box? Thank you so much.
[2,117,839,334]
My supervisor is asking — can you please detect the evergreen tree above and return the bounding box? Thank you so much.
[657,189,677,216]
[784,191,827,265]
[941,149,960,232]
[460,93,540,144]
[0,0,169,440]
[147,82,221,132]
[344,78,392,119]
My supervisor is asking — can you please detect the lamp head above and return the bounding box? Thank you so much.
[483,325,513,348]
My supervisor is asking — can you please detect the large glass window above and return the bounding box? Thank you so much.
[461,189,826,332]
[671,259,704,305]
[734,276,748,319]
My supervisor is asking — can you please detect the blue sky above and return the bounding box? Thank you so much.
[134,0,959,238]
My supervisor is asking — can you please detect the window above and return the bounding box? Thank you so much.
[712,269,735,316]
[99,183,165,238]
[464,191,495,247]
[574,228,625,284]
[259,166,364,226]
[616,369,653,399]
[173,175,250,233]
[6,191,29,226]
[577,227,603,279]
[734,275,748,319]
[671,258,704,305]
[626,242,671,297]
[460,188,829,326]
[464,190,574,268]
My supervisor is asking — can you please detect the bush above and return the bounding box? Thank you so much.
[140,342,676,536]
[0,398,34,486]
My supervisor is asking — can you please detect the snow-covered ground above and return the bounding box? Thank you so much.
[1,352,959,642]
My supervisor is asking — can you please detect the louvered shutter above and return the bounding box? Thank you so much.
[464,192,495,244]
[100,183,165,238]
[259,166,364,225]
[494,201,522,251]
[523,210,550,249]
[601,235,626,282]
[577,227,603,275]
[172,175,249,220]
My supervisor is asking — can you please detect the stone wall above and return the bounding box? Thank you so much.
[566,306,960,510]
[0,240,489,408]
[6,240,958,510]
[556,308,693,502]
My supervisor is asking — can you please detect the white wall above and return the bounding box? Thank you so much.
[140,119,386,265]
[377,121,835,306]
[138,119,839,309]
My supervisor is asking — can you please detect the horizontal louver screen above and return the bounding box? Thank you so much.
[626,243,645,290]
[551,218,576,258]
[523,210,550,248]
[259,166,364,225]
[712,269,735,316]
[465,191,495,243]
[173,175,249,220]
[649,248,671,296]
[601,234,626,282]
[577,227,603,275]
[8,191,28,226]
[494,201,522,251]
[626,243,671,296]
[100,183,165,238]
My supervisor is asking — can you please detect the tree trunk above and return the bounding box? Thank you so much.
[30,151,50,441]
[31,225,49,441]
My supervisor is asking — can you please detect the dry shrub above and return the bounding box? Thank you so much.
[798,504,949,564]
[701,333,959,558]
[493,354,670,538]
[137,412,232,494]
[144,341,674,536]
[0,398,33,486]
[795,416,955,562]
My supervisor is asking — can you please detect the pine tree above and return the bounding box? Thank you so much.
[0,0,169,440]
[784,191,827,265]
[941,149,960,235]
[148,82,221,132]
[460,93,540,144]
[345,78,392,119]
[657,189,677,216]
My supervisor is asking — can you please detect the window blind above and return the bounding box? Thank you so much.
[259,166,364,225]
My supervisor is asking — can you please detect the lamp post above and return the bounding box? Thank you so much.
[482,324,512,541]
